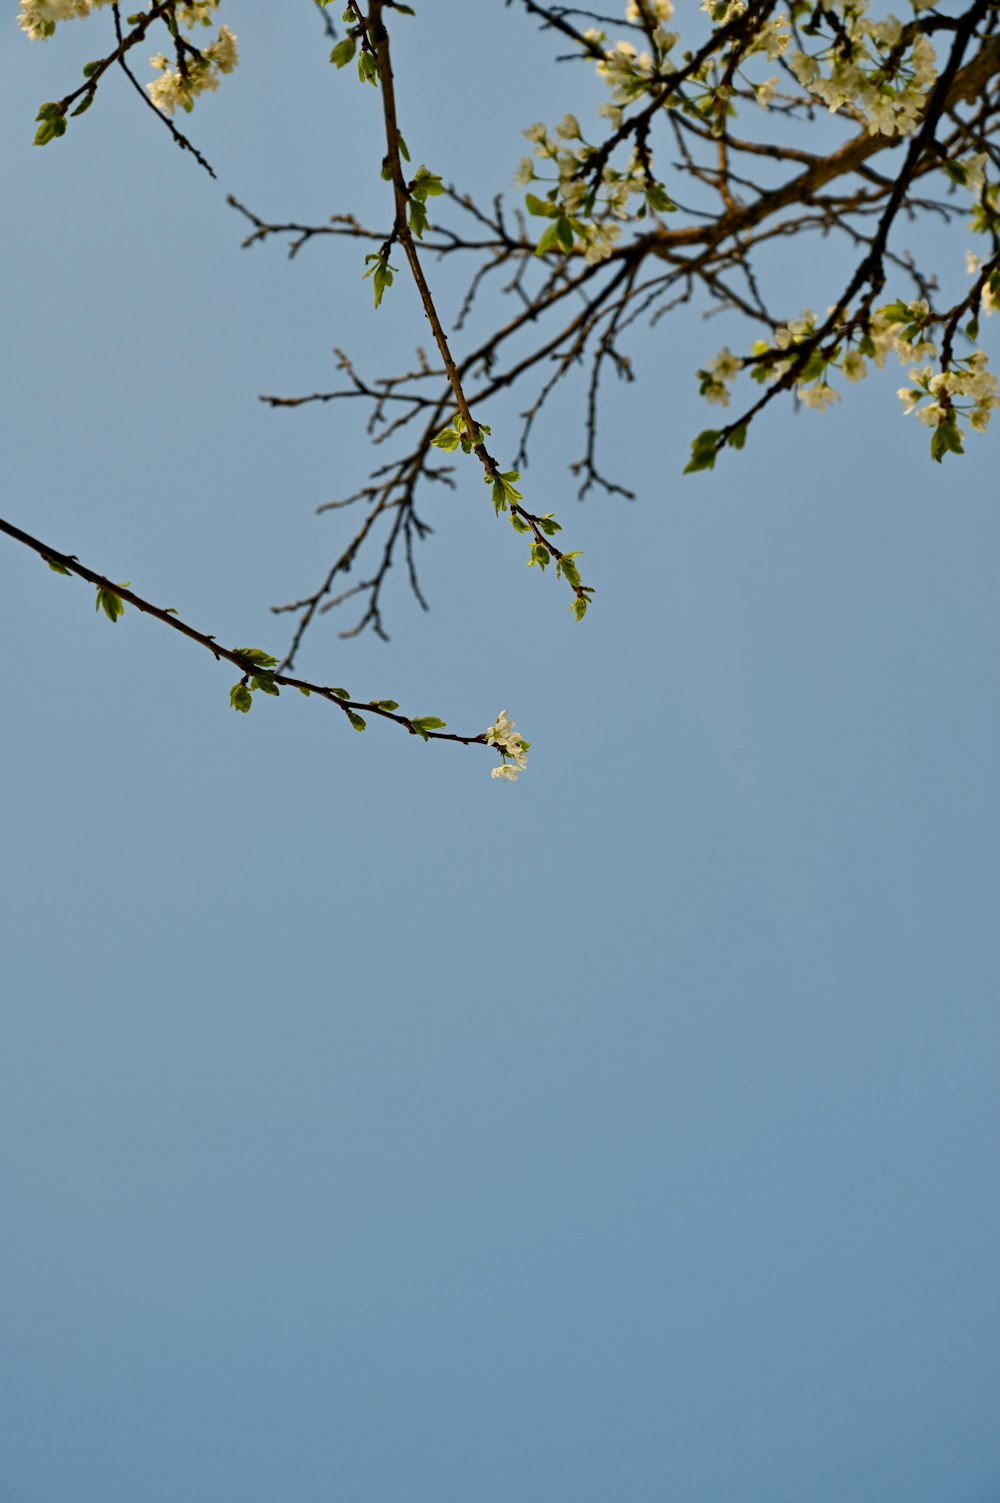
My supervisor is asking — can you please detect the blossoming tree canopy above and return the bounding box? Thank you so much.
[11,0,1000,774]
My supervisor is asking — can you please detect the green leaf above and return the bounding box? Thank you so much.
[34,115,66,146]
[411,165,444,199]
[346,709,367,732]
[537,514,561,536]
[229,683,253,713]
[534,221,563,256]
[358,49,378,85]
[331,687,350,700]
[70,93,93,117]
[412,716,446,736]
[397,131,410,162]
[798,351,825,383]
[372,260,393,308]
[645,182,677,213]
[573,596,589,622]
[966,317,980,341]
[82,60,102,77]
[878,301,911,326]
[555,216,574,252]
[329,37,356,67]
[727,424,747,450]
[684,429,720,474]
[510,513,531,533]
[431,426,460,451]
[251,672,279,697]
[492,478,506,514]
[236,647,279,668]
[524,192,556,217]
[559,555,581,588]
[372,700,399,710]
[298,686,311,697]
[408,199,428,238]
[44,556,71,575]
[35,102,63,121]
[529,543,549,569]
[930,419,964,463]
[499,470,523,502]
[95,585,125,622]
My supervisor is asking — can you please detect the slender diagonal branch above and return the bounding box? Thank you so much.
[0,516,488,750]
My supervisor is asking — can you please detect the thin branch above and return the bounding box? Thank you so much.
[0,515,488,750]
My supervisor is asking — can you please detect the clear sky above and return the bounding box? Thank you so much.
[1,5,998,1501]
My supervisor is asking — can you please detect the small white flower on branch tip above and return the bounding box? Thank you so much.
[799,382,839,411]
[485,708,514,744]
[555,114,582,140]
[708,347,742,381]
[207,25,238,73]
[583,223,621,265]
[485,709,529,782]
[841,350,867,383]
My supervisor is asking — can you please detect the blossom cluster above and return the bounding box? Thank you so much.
[787,7,937,138]
[898,354,999,435]
[698,294,1000,455]
[19,0,238,120]
[517,0,797,258]
[18,0,110,42]
[148,24,238,116]
[518,117,673,265]
[485,710,530,782]
[590,1,789,125]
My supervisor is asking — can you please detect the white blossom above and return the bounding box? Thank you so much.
[841,350,868,382]
[799,382,840,411]
[709,347,743,382]
[485,710,530,782]
[555,114,582,140]
[18,0,110,41]
[147,24,238,115]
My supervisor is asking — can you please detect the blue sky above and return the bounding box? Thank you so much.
[1,5,998,1500]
